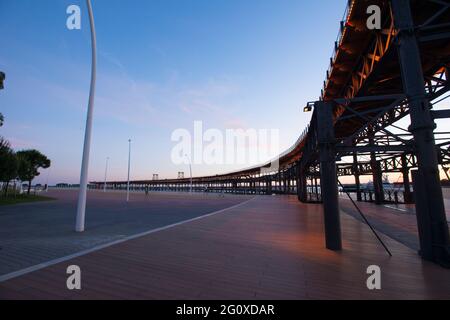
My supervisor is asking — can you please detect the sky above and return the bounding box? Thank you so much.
[0,0,356,185]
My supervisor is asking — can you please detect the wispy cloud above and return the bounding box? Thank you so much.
[8,137,41,150]
[174,78,249,129]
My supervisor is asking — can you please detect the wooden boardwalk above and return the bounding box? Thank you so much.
[1,195,449,300]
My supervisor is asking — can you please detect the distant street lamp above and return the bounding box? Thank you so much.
[185,154,193,193]
[75,0,97,233]
[103,157,109,192]
[127,139,131,202]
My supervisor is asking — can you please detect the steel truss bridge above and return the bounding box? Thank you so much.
[94,0,450,267]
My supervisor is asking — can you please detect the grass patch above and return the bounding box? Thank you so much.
[0,194,56,206]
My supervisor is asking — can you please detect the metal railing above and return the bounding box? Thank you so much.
[322,0,354,98]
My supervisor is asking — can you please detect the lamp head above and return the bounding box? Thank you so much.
[303,102,315,113]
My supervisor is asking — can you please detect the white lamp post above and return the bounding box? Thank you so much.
[103,157,109,192]
[127,139,131,202]
[75,0,97,232]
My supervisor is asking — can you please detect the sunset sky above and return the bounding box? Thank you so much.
[2,0,446,185]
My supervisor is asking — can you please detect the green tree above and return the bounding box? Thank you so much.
[0,152,18,196]
[17,150,51,195]
[0,138,18,196]
[0,113,4,127]
[0,136,9,152]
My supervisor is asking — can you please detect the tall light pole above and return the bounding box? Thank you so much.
[75,0,97,232]
[185,154,193,193]
[103,157,109,192]
[127,139,131,202]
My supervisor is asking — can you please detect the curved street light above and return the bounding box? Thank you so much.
[75,0,97,232]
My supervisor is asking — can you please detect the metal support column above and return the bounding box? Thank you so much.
[266,176,272,195]
[316,101,342,251]
[232,181,237,193]
[278,170,282,193]
[401,154,413,204]
[392,0,450,266]
[287,170,291,194]
[314,177,320,201]
[284,172,288,194]
[353,151,362,202]
[369,129,384,204]
[297,164,307,202]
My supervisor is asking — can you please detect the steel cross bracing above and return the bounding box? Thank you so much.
[91,0,450,267]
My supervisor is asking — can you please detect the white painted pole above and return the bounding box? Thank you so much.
[103,157,109,192]
[127,139,131,202]
[75,0,97,232]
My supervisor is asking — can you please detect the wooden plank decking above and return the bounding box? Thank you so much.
[1,195,449,300]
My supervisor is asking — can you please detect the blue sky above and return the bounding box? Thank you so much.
[0,0,346,184]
